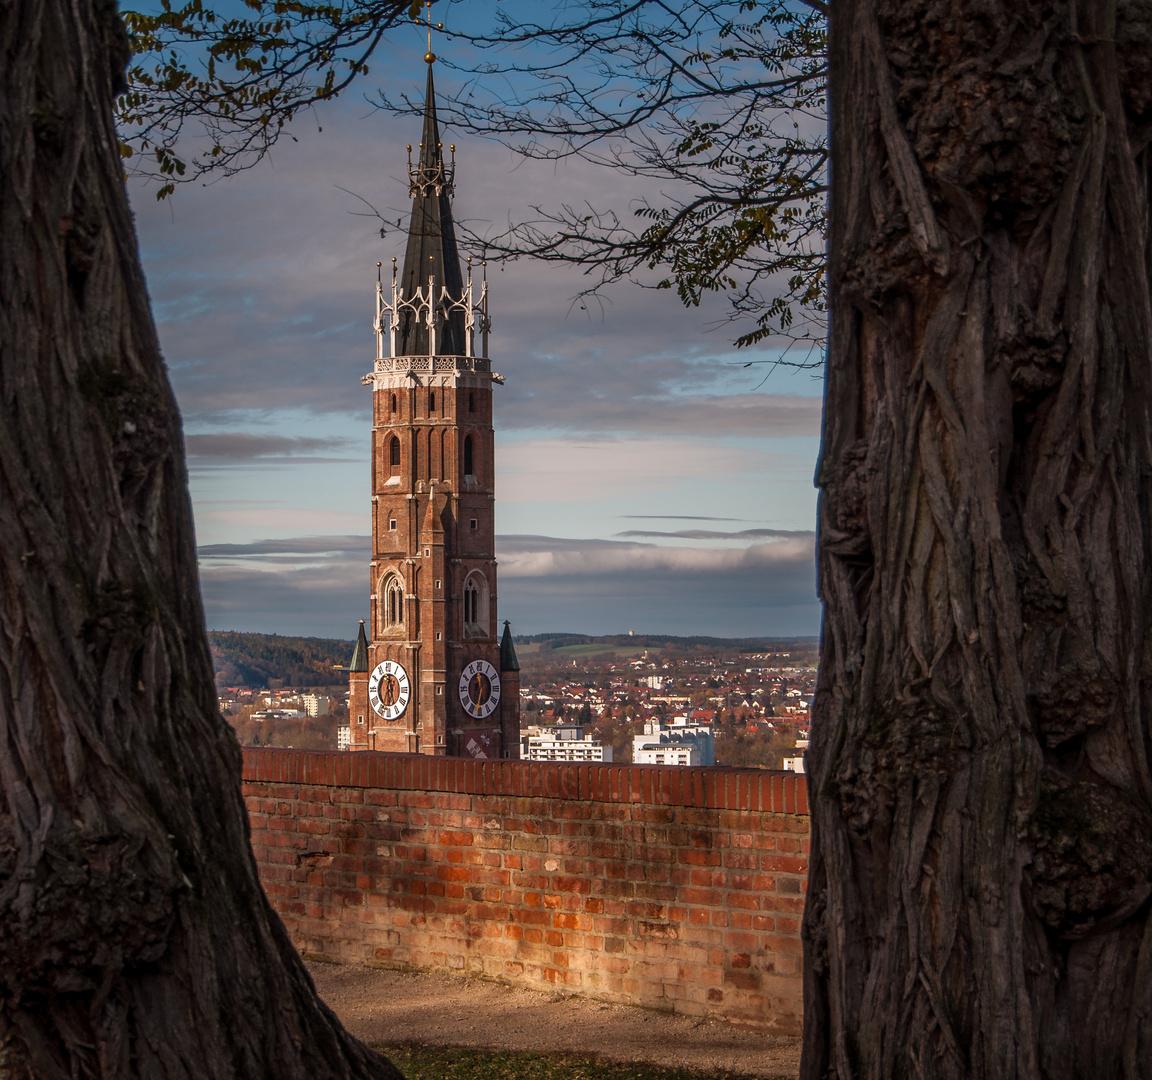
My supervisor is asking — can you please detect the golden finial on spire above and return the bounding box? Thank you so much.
[420,0,443,64]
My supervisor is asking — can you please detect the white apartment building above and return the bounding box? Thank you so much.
[521,724,613,762]
[631,718,715,766]
[302,693,331,717]
[337,726,351,750]
[251,708,304,721]
[783,737,809,773]
[634,741,701,766]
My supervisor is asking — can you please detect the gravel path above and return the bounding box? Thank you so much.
[308,962,801,1079]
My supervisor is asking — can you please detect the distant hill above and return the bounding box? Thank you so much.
[208,631,355,689]
[207,629,817,689]
[514,632,817,654]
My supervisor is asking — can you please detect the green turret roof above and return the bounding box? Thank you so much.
[499,620,520,672]
[349,620,369,673]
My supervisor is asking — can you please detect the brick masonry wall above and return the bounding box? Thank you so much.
[242,749,810,1034]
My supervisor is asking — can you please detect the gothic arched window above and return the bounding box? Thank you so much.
[463,435,474,477]
[381,574,404,633]
[389,436,400,468]
[462,572,488,636]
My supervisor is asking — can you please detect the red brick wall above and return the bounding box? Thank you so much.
[242,749,809,1034]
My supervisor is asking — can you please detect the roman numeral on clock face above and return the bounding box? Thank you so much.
[458,659,501,719]
[369,660,411,720]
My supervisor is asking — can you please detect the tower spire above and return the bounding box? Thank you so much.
[398,62,465,357]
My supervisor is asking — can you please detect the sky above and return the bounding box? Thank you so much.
[130,13,826,641]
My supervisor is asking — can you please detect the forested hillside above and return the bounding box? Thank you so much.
[209,630,818,688]
[209,631,355,688]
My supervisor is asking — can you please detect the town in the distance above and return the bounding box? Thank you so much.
[213,631,815,772]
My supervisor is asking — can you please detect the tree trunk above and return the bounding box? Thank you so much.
[802,2,1152,1078]
[0,3,403,1076]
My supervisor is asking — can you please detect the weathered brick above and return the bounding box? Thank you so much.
[243,751,808,1037]
[761,853,807,874]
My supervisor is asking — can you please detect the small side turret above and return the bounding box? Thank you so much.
[499,621,521,758]
[348,620,370,750]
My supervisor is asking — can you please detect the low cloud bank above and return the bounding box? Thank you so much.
[495,392,821,437]
[616,527,812,541]
[497,533,814,578]
[196,532,818,638]
[185,433,353,466]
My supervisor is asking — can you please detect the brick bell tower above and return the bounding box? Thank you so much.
[347,59,520,759]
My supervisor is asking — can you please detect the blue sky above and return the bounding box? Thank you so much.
[130,14,825,639]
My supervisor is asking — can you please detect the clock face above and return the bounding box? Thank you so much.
[459,659,501,720]
[368,660,410,721]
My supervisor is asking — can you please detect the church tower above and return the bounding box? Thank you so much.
[347,60,520,759]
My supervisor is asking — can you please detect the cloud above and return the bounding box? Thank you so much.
[186,433,351,463]
[495,535,818,637]
[196,532,813,572]
[616,527,813,541]
[198,562,368,639]
[198,535,371,558]
[496,534,812,578]
[496,389,821,437]
[133,101,821,441]
[194,507,369,535]
[500,571,818,639]
[194,531,819,638]
[197,534,371,636]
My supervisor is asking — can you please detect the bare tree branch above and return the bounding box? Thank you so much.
[118,1,828,349]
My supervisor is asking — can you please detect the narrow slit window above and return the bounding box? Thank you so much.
[463,435,474,476]
[429,391,436,413]
[389,436,400,467]
[391,393,397,413]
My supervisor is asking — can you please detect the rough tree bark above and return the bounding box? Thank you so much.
[0,2,404,1077]
[803,1,1152,1078]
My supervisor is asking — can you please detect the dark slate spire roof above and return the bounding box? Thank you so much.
[398,62,465,357]
[499,621,520,672]
[349,620,369,673]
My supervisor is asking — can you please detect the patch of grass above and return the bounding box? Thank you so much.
[551,644,649,658]
[376,1045,760,1080]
